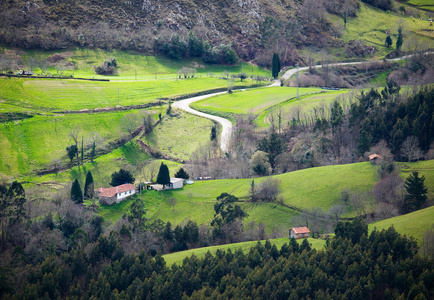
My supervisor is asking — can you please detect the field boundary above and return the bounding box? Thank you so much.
[0,73,110,81]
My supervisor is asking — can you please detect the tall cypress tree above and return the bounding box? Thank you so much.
[272,53,280,79]
[156,162,170,186]
[71,179,83,203]
[396,26,403,53]
[84,171,94,200]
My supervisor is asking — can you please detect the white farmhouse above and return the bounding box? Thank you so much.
[95,183,136,205]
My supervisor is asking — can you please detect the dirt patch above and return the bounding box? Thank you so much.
[47,53,66,63]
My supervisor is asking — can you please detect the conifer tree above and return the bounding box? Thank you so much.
[396,26,403,53]
[272,53,281,79]
[156,162,170,186]
[84,171,94,200]
[404,172,428,213]
[70,179,83,203]
[174,168,189,179]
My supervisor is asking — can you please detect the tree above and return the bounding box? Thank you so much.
[70,179,83,204]
[257,177,281,202]
[128,199,146,231]
[272,53,281,79]
[404,172,428,213]
[250,150,272,176]
[330,101,344,135]
[188,31,203,57]
[174,168,189,180]
[68,129,80,165]
[0,181,26,249]
[66,145,78,163]
[95,57,118,75]
[156,162,170,186]
[396,25,403,53]
[385,35,392,48]
[401,136,422,162]
[84,171,94,200]
[210,125,217,141]
[257,132,285,171]
[120,113,140,135]
[110,169,135,187]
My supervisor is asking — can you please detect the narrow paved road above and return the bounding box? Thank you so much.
[174,53,432,152]
[172,92,232,153]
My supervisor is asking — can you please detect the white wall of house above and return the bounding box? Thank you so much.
[116,189,136,203]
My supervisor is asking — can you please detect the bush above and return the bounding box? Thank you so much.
[95,57,118,75]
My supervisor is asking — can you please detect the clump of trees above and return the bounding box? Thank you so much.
[110,169,135,186]
[94,57,118,75]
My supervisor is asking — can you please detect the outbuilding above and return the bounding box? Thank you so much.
[168,178,184,189]
[95,183,136,205]
[289,227,311,239]
[369,154,383,164]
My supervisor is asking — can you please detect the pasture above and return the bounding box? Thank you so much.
[162,238,327,266]
[368,206,434,245]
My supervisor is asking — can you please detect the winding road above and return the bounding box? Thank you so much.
[173,53,432,153]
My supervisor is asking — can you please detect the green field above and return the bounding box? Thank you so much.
[162,237,326,266]
[191,87,326,118]
[368,206,434,245]
[327,2,434,59]
[399,160,434,199]
[13,48,270,80]
[255,89,350,127]
[0,77,262,112]
[143,110,215,161]
[0,108,163,176]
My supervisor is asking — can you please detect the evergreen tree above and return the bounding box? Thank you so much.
[210,125,217,141]
[396,26,403,53]
[174,168,189,179]
[272,53,280,79]
[188,31,203,57]
[84,171,94,200]
[404,172,428,213]
[66,145,78,163]
[70,179,83,203]
[81,136,84,165]
[110,169,135,186]
[156,162,170,186]
[385,35,392,48]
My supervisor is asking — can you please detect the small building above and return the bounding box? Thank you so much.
[168,178,184,189]
[369,154,383,164]
[95,183,136,205]
[289,227,311,239]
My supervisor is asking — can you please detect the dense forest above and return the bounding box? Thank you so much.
[1,218,433,299]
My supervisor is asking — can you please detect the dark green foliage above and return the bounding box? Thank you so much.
[271,53,281,79]
[385,34,392,48]
[0,181,26,248]
[174,168,189,180]
[11,225,431,300]
[396,25,403,53]
[66,145,78,163]
[210,125,217,141]
[257,132,285,170]
[362,0,393,11]
[95,57,118,75]
[188,31,203,57]
[128,199,146,231]
[110,169,135,187]
[83,171,94,200]
[156,162,170,185]
[70,179,83,204]
[334,217,368,244]
[404,172,428,213]
[330,100,344,134]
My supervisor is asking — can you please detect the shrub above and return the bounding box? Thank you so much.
[95,57,118,75]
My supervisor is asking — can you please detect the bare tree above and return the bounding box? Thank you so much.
[401,136,422,162]
[257,177,281,202]
[68,128,80,165]
[120,113,140,135]
[328,204,345,226]
[141,112,154,134]
[143,160,160,183]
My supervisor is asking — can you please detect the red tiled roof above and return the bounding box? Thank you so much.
[98,184,136,197]
[290,227,310,234]
[369,154,383,160]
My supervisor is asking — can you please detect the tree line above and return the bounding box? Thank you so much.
[1,217,433,299]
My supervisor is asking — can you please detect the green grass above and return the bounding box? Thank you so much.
[407,0,434,6]
[368,206,434,245]
[162,238,326,266]
[328,3,434,59]
[0,77,261,112]
[0,109,161,176]
[191,87,326,118]
[143,110,215,161]
[399,160,434,199]
[17,48,270,80]
[255,89,349,128]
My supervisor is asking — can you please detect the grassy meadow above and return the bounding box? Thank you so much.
[324,2,434,60]
[162,238,327,266]
[368,206,434,245]
[0,108,164,176]
[143,110,215,161]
